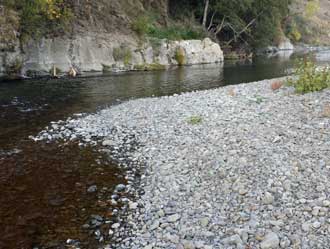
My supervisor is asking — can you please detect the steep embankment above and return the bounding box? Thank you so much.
[291,0,330,45]
[0,1,223,78]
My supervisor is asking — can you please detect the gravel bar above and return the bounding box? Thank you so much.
[36,78,330,249]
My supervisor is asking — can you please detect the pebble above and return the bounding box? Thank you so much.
[260,232,280,249]
[87,185,97,193]
[34,79,330,248]
[167,214,181,223]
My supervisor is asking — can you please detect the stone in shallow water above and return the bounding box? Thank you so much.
[115,184,126,192]
[87,185,97,193]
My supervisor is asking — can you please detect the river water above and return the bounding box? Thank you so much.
[0,51,329,248]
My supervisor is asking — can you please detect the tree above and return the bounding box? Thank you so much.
[202,0,209,27]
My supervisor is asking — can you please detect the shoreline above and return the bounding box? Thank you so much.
[35,77,330,248]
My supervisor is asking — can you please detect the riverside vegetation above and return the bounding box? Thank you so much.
[287,58,330,93]
[3,0,325,51]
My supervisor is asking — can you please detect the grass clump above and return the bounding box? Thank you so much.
[113,45,132,65]
[3,0,73,42]
[287,58,330,94]
[187,115,203,125]
[131,15,205,41]
[133,63,166,71]
[175,47,186,66]
[132,15,151,37]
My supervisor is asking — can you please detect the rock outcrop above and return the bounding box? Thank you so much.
[0,34,223,78]
[277,37,294,51]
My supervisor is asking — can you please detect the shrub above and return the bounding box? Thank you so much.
[113,45,132,65]
[187,115,202,125]
[132,15,152,37]
[286,20,302,43]
[4,0,73,42]
[254,95,264,104]
[131,14,205,41]
[287,58,330,94]
[175,47,185,66]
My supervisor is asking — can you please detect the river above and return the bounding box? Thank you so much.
[0,51,329,248]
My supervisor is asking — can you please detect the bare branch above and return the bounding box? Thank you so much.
[207,11,217,31]
[215,16,226,35]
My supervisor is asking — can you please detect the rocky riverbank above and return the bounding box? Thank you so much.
[0,34,223,78]
[34,78,330,248]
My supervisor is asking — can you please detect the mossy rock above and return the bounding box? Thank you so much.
[146,63,166,70]
[133,64,146,71]
[134,63,166,71]
[102,64,116,72]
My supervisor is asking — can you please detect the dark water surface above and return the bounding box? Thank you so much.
[0,52,329,248]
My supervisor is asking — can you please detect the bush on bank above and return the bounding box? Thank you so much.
[287,58,330,94]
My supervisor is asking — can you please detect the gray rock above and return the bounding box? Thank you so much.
[111,223,120,229]
[115,184,126,192]
[260,232,280,249]
[87,185,97,193]
[149,220,160,231]
[262,192,274,205]
[167,214,181,223]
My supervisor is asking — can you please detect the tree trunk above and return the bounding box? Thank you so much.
[202,0,209,27]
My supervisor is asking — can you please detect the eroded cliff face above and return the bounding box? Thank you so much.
[290,0,330,45]
[68,0,164,34]
[0,0,224,78]
[21,35,223,76]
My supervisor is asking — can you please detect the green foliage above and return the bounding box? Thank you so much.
[175,48,186,66]
[113,46,132,65]
[187,115,203,125]
[148,24,205,40]
[170,0,291,49]
[132,15,152,37]
[254,95,264,104]
[287,58,330,94]
[305,0,320,18]
[132,14,205,41]
[3,0,72,41]
[134,63,166,71]
[286,19,302,42]
[145,63,166,70]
